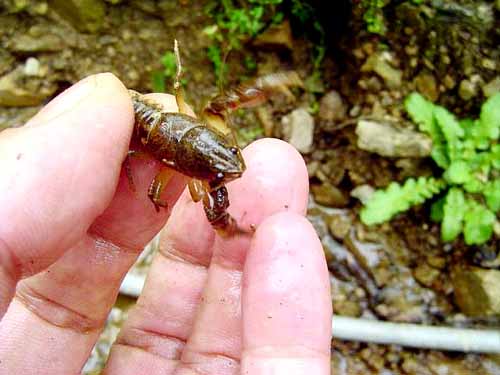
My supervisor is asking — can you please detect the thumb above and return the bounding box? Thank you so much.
[0,73,133,304]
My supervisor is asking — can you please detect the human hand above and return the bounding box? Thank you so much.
[0,74,332,374]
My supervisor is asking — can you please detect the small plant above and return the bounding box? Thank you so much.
[361,92,500,245]
[361,0,386,35]
[151,51,186,92]
[203,0,284,84]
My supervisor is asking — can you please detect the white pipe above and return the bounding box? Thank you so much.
[332,315,500,353]
[119,273,145,297]
[119,275,500,353]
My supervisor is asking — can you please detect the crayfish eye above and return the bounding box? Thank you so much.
[216,172,224,180]
[230,147,238,155]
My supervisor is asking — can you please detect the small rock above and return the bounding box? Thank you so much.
[349,105,361,117]
[443,74,456,90]
[311,183,349,208]
[414,263,440,287]
[334,299,361,317]
[281,108,314,153]
[427,255,446,269]
[362,52,402,88]
[253,20,293,50]
[328,214,352,240]
[415,72,438,102]
[318,90,346,121]
[355,120,432,158]
[0,66,56,106]
[50,0,106,33]
[23,57,40,76]
[8,33,65,53]
[451,266,500,316]
[482,76,500,97]
[350,184,375,204]
[458,78,479,101]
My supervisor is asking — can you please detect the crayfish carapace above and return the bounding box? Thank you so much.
[127,40,301,236]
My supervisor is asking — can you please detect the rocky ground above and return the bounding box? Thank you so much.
[1,0,499,374]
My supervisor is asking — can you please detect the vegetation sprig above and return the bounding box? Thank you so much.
[361,92,500,245]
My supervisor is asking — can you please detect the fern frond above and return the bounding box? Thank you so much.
[441,188,466,242]
[477,93,500,142]
[483,179,500,213]
[360,177,445,225]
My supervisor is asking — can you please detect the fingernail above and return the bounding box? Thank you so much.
[26,75,99,126]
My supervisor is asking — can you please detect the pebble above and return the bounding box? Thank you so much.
[318,90,346,121]
[281,108,314,153]
[355,120,432,158]
[482,76,500,97]
[23,57,40,76]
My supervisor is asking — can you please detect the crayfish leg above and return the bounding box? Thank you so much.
[148,168,174,212]
[201,185,251,237]
[188,179,205,202]
[125,151,137,193]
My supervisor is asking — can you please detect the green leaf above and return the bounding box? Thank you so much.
[443,160,472,184]
[463,177,483,193]
[430,197,445,222]
[405,93,435,133]
[434,106,464,142]
[441,188,466,242]
[463,200,495,245]
[478,93,500,141]
[430,144,449,168]
[491,144,500,169]
[483,179,500,212]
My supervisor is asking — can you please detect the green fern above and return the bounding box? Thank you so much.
[361,92,500,245]
[360,177,445,225]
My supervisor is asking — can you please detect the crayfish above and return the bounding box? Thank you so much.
[127,40,301,236]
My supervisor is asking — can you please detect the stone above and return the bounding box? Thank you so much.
[0,66,56,106]
[253,20,293,50]
[355,120,432,158]
[451,266,500,316]
[49,0,106,33]
[311,183,349,208]
[328,214,352,240]
[361,52,402,88]
[458,79,478,100]
[318,90,346,121]
[482,76,500,97]
[8,34,65,52]
[350,184,375,204]
[281,108,314,153]
[414,263,440,287]
[23,57,41,76]
[415,72,438,102]
[459,75,482,101]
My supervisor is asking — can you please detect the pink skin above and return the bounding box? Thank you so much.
[0,74,332,374]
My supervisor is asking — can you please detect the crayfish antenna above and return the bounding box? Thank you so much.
[173,39,190,115]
